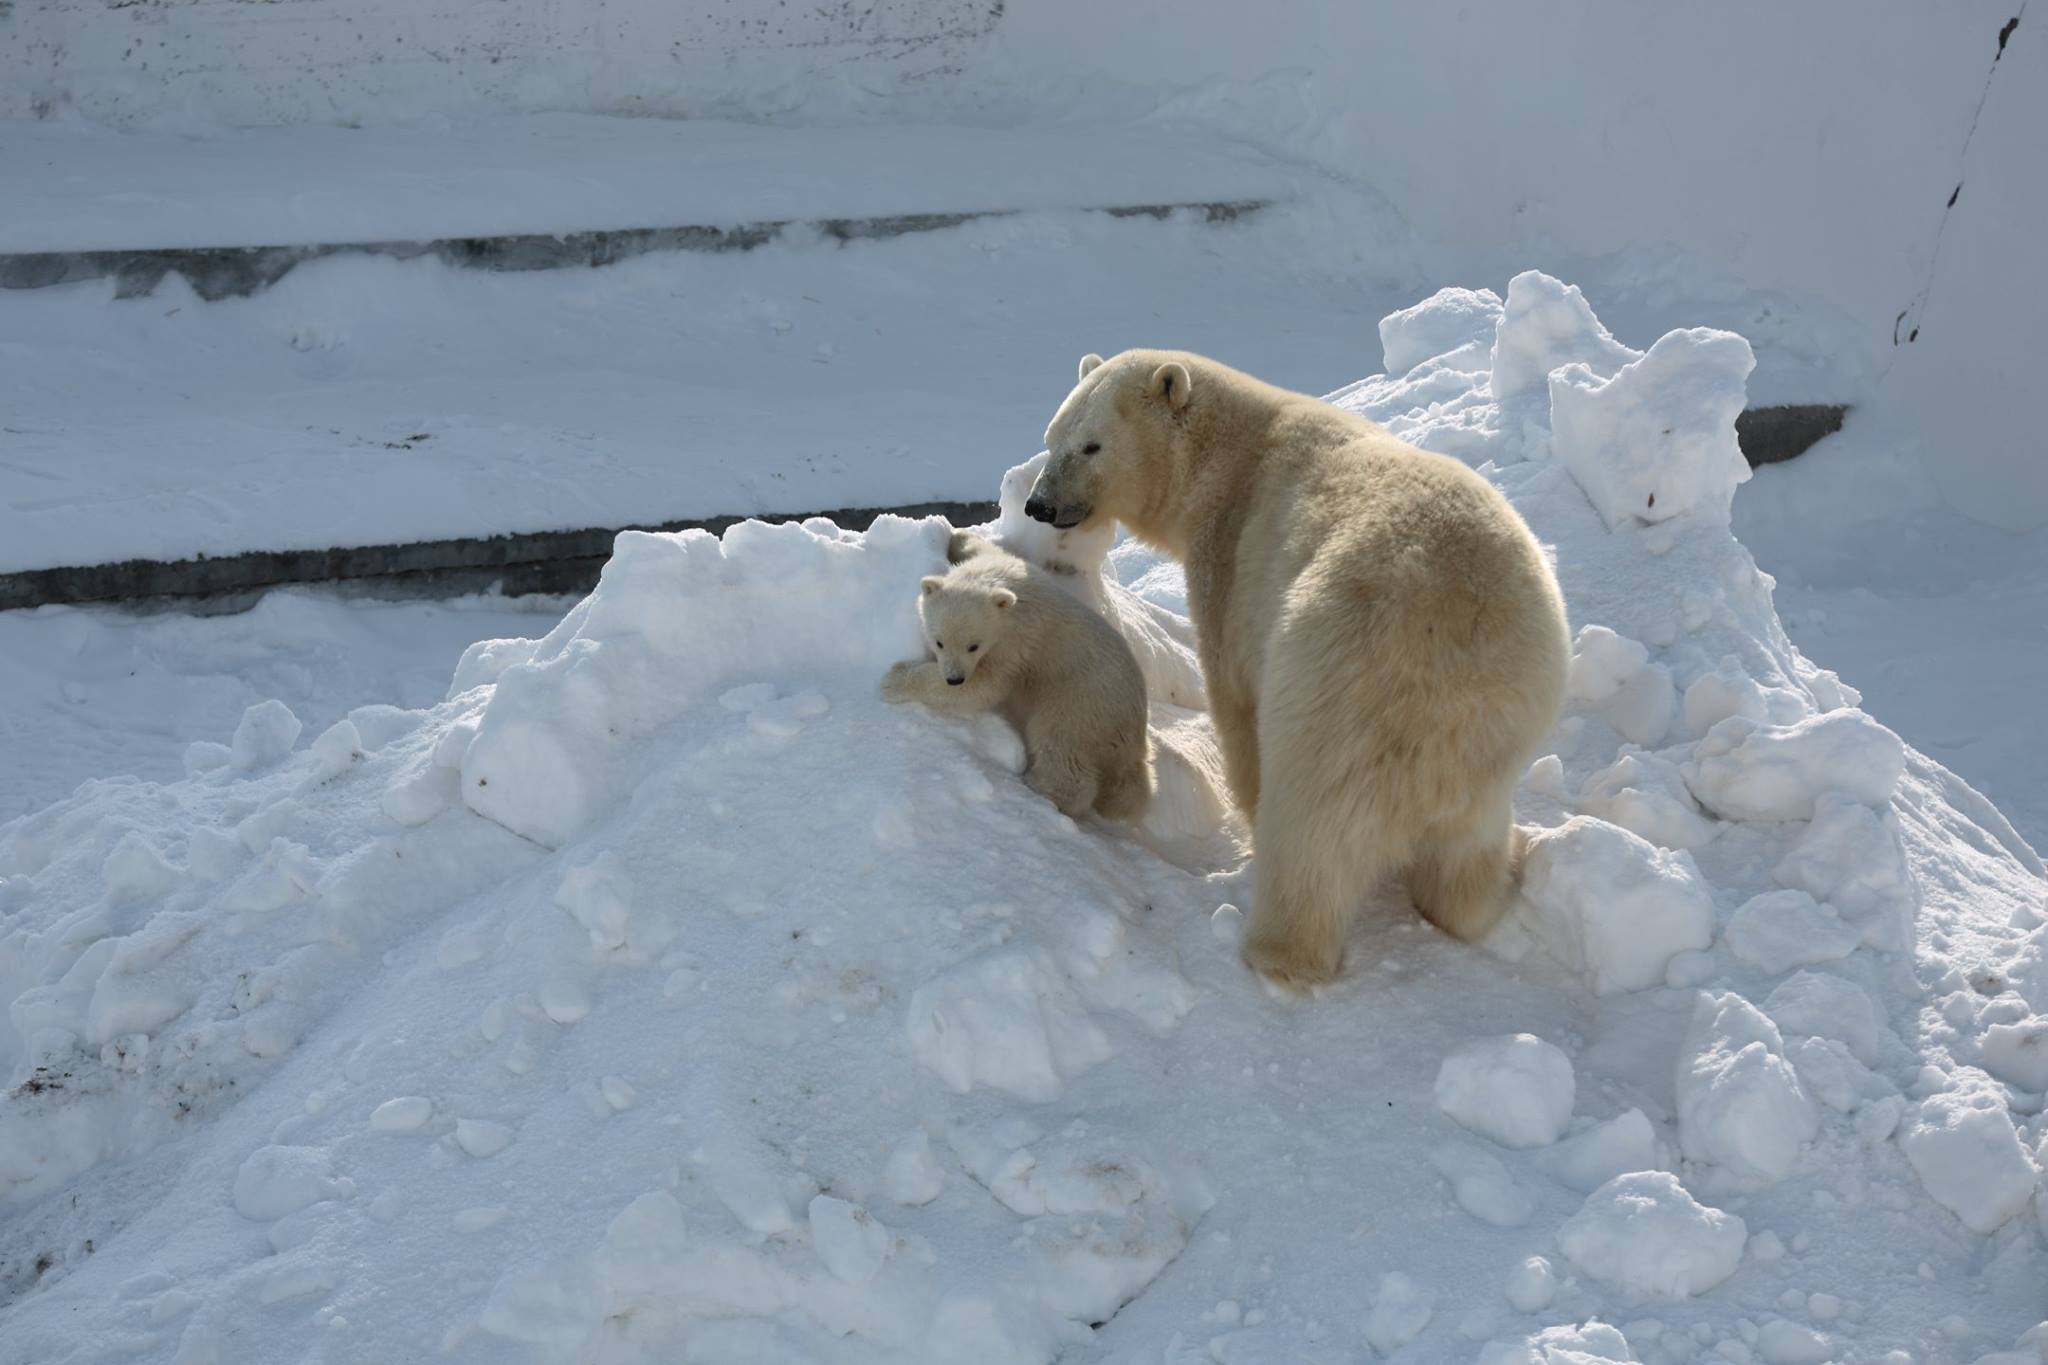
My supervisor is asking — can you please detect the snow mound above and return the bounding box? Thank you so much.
[4,273,2045,1362]
[1556,1171,1748,1298]
[1435,1033,1576,1149]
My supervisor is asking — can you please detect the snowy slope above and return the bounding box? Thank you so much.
[0,590,577,821]
[2,278,2044,1364]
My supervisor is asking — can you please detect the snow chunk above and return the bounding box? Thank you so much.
[1550,326,1755,529]
[1513,817,1717,994]
[1380,286,1503,377]
[233,1145,352,1221]
[368,1096,432,1133]
[1978,1017,2048,1093]
[306,719,364,783]
[1556,1171,1746,1298]
[1504,1256,1557,1315]
[1676,992,1819,1187]
[808,1195,891,1285]
[230,699,303,771]
[1479,1322,1640,1365]
[1724,890,1861,973]
[454,1118,515,1158]
[1536,1108,1659,1193]
[1575,749,1718,850]
[1490,271,1637,403]
[1684,711,1906,822]
[1756,1320,1832,1365]
[1897,1089,2040,1234]
[1435,1034,1576,1148]
[1364,1271,1435,1355]
[881,1128,945,1207]
[1566,625,1649,704]
[905,950,1113,1102]
[596,1191,689,1308]
[1763,970,1890,1065]
[1432,1141,1534,1227]
[1772,791,1915,943]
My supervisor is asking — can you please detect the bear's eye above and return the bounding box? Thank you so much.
[934,640,944,649]
[968,643,979,652]
[1083,442,1101,455]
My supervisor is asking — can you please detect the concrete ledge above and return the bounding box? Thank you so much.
[0,502,1001,612]
[1737,404,1848,466]
[0,200,1267,301]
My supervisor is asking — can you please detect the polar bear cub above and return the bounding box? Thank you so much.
[883,531,1153,822]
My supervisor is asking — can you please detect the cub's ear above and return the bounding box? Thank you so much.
[1078,353,1105,382]
[991,588,1017,610]
[1151,361,1192,412]
[920,576,945,596]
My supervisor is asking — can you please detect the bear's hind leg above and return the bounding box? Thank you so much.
[1023,750,1099,820]
[1093,749,1154,823]
[1408,781,1521,942]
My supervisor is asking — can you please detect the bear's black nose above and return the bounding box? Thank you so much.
[1023,496,1057,524]
[946,676,965,686]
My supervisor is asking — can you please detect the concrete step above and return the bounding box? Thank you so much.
[2,114,1292,297]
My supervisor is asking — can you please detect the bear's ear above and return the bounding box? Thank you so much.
[1078,353,1105,382]
[991,588,1017,611]
[920,576,945,596]
[1151,361,1192,412]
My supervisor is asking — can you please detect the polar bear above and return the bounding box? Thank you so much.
[882,531,1154,822]
[1027,350,1570,988]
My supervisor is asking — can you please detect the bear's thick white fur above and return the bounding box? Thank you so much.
[882,531,1154,822]
[1032,349,1570,987]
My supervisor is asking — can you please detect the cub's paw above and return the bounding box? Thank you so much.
[880,661,922,704]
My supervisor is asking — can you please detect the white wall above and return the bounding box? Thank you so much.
[0,0,1001,125]
[4,0,2040,526]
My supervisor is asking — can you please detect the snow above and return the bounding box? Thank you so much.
[1684,711,1906,823]
[1503,1255,1557,1315]
[1363,1270,1435,1355]
[1509,816,1717,996]
[1723,891,1861,974]
[4,275,2047,1362]
[1550,325,1756,531]
[1897,1087,2041,1235]
[1555,1171,1748,1299]
[1676,992,1820,1189]
[1435,1034,1577,1150]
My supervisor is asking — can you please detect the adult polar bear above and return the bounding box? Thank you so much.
[1026,350,1570,989]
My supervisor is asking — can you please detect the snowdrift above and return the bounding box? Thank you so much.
[3,274,2044,1363]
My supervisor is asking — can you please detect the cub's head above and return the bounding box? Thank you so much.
[1027,350,1195,534]
[916,575,1015,685]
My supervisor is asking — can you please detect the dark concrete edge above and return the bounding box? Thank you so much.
[0,199,1269,301]
[1736,403,1848,466]
[0,501,1002,613]
[0,403,1846,613]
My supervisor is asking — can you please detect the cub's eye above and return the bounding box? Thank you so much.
[1083,442,1101,455]
[934,640,944,649]
[968,644,980,653]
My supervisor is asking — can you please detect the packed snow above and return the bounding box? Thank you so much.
[3,277,2046,1364]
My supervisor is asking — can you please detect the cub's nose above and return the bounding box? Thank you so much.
[945,675,966,686]
[1023,496,1057,524]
